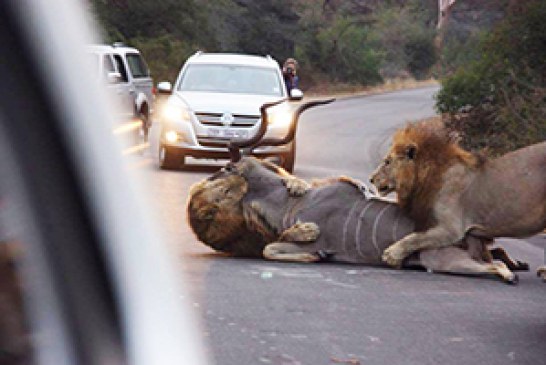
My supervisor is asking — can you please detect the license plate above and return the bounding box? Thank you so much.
[208,128,248,139]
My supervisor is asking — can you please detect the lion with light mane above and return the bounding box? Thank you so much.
[370,120,546,279]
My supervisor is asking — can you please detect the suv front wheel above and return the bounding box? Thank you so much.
[280,140,296,173]
[159,145,185,170]
[139,109,150,143]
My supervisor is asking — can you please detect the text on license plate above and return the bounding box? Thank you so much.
[208,128,249,139]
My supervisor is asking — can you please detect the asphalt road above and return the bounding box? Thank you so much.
[141,86,546,365]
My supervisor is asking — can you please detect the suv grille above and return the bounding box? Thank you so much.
[196,136,231,148]
[195,112,260,128]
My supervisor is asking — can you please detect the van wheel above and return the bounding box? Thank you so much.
[159,146,184,170]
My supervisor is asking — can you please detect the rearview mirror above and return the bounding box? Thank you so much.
[289,88,303,101]
[157,81,172,94]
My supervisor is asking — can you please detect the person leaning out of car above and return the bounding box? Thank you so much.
[282,58,299,97]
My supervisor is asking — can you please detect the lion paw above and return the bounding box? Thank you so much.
[382,244,406,268]
[280,222,320,242]
[537,266,546,282]
[293,222,320,242]
[284,178,310,197]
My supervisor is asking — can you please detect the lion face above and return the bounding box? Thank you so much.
[187,173,248,251]
[370,143,417,197]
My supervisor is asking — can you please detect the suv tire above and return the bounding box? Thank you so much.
[281,140,296,173]
[159,145,184,170]
[139,110,150,143]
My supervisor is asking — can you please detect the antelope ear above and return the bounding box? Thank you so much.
[406,143,417,160]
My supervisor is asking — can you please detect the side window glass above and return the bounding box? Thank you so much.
[102,55,115,80]
[126,54,149,79]
[113,55,128,83]
[103,55,115,73]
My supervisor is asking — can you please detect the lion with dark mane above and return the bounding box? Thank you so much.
[370,120,546,280]
[188,157,528,282]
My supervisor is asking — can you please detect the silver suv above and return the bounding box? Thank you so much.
[156,52,303,172]
[87,43,154,140]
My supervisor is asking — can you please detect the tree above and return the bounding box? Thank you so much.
[89,0,215,81]
[370,1,436,79]
[436,0,546,154]
[90,0,213,45]
[234,0,300,63]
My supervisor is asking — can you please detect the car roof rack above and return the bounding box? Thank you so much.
[112,41,126,48]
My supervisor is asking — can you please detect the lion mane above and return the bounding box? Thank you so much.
[386,119,485,229]
[187,175,267,257]
[372,117,545,271]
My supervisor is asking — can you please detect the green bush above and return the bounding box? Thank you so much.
[405,32,436,80]
[369,2,436,79]
[436,0,546,155]
[435,61,494,114]
[315,18,382,85]
[130,35,195,83]
[294,6,383,87]
[90,0,438,89]
[439,27,487,76]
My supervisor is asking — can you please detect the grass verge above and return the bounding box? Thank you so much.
[304,78,439,99]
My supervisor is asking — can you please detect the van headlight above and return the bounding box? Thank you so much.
[161,103,192,123]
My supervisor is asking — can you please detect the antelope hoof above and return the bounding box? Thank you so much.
[505,273,519,285]
[514,260,529,271]
[316,250,334,261]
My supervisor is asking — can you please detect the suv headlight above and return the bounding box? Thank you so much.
[161,103,192,123]
[164,130,179,143]
[267,108,293,128]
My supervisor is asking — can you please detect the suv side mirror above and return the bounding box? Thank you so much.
[157,81,172,95]
[106,71,122,84]
[289,88,303,101]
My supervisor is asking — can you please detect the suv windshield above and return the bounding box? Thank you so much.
[126,53,150,78]
[178,64,283,96]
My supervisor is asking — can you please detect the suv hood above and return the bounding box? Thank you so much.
[174,91,283,116]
